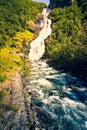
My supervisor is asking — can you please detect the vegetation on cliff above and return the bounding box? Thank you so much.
[0,0,45,83]
[45,4,87,81]
[0,1,46,128]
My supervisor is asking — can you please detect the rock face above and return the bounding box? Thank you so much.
[49,0,74,9]
[0,72,28,130]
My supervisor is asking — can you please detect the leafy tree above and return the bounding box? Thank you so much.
[45,5,87,80]
[0,0,46,82]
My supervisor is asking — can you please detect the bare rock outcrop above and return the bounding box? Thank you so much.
[49,0,74,9]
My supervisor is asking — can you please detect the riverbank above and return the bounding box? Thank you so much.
[22,60,87,130]
[0,71,29,130]
[0,8,48,129]
[46,59,87,83]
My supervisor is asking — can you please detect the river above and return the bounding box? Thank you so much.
[26,8,87,130]
[29,8,51,61]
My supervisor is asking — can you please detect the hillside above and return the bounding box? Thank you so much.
[0,0,46,129]
[45,0,87,81]
[0,0,87,129]
[0,0,46,82]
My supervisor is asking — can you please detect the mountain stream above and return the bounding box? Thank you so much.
[26,8,87,130]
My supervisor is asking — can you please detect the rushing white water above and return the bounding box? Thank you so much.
[29,8,52,61]
[27,8,87,130]
[25,61,87,130]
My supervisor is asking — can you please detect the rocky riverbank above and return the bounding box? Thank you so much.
[0,72,28,130]
[21,60,87,130]
[0,8,51,130]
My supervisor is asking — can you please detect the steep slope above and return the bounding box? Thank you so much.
[45,3,87,81]
[0,0,46,129]
[0,0,46,83]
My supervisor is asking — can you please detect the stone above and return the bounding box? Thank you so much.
[31,98,44,107]
[49,0,74,9]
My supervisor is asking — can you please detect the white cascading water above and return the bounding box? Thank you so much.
[26,8,87,130]
[25,61,87,130]
[29,8,52,61]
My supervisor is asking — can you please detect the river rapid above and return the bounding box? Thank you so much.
[26,8,87,130]
[25,61,87,130]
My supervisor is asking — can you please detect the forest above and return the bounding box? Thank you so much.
[0,0,87,93]
[0,0,87,98]
[45,0,87,81]
[0,0,87,129]
[0,0,46,83]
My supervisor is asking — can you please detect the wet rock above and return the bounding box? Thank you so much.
[5,111,14,121]
[1,72,28,130]
[49,0,74,9]
[31,98,44,107]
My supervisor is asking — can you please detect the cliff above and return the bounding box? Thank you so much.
[0,72,28,130]
[49,0,74,9]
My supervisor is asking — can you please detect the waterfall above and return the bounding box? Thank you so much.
[26,8,87,130]
[29,8,52,61]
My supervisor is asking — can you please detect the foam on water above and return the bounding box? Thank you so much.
[29,8,52,61]
[27,6,87,127]
[27,60,87,130]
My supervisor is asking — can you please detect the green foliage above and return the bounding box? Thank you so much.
[6,105,20,112]
[45,5,87,80]
[10,30,34,50]
[0,75,6,83]
[22,60,30,77]
[0,89,6,101]
[0,0,46,82]
[0,0,46,47]
[0,48,22,76]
